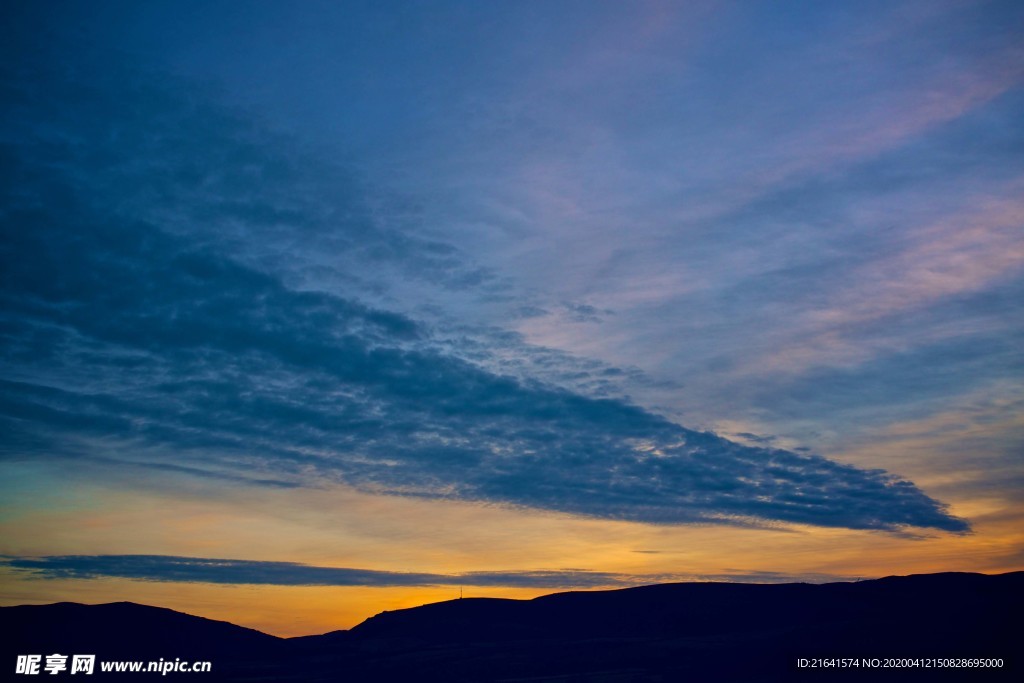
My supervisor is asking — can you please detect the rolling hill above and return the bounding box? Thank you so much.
[3,571,1019,681]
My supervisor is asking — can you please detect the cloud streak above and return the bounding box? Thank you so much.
[2,555,635,589]
[0,555,857,589]
[0,36,970,533]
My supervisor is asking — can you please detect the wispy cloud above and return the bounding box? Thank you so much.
[751,186,1024,376]
[0,555,641,589]
[0,555,858,588]
[0,50,970,533]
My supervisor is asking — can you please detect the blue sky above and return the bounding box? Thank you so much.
[1,0,1021,634]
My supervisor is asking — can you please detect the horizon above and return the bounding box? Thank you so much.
[8,568,1020,639]
[2,1,1022,639]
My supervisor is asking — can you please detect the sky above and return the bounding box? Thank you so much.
[1,0,1022,637]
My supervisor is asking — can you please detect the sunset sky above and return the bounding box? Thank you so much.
[1,0,1022,637]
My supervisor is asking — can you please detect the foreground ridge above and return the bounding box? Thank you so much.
[4,571,1021,681]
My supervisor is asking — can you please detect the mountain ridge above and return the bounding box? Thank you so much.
[3,571,1020,681]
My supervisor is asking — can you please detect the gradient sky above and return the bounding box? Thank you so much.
[2,0,1022,636]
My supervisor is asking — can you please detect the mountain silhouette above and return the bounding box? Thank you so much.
[4,601,282,659]
[3,572,1020,681]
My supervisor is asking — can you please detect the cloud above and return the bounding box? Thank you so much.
[734,433,777,445]
[1,555,635,589]
[744,186,1024,378]
[695,570,866,584]
[0,555,858,588]
[0,41,970,533]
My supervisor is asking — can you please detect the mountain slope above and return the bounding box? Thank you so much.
[3,601,282,658]
[2,572,1020,681]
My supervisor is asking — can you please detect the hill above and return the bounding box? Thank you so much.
[3,572,1019,681]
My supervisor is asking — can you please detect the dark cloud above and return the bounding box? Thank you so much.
[1,555,862,588]
[439,325,671,401]
[2,555,635,589]
[696,570,864,584]
[561,302,612,324]
[0,44,969,532]
[734,433,777,444]
[509,305,550,320]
